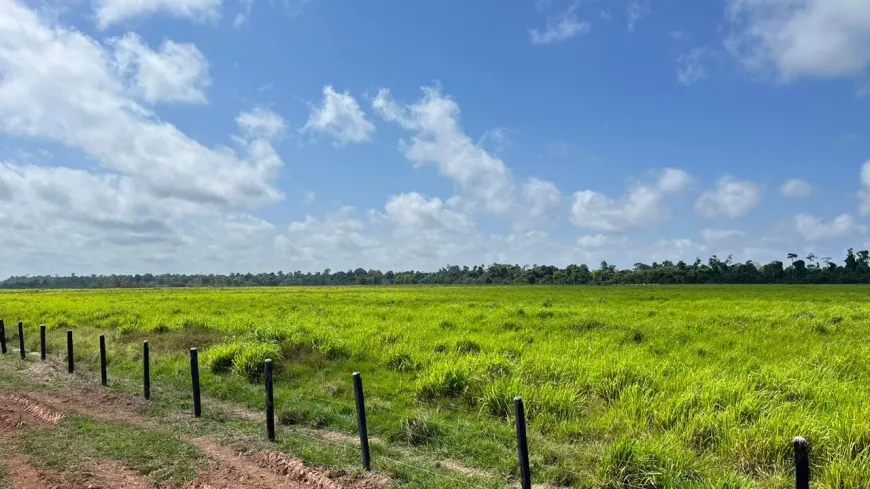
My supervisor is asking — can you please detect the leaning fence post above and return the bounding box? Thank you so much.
[99,335,107,386]
[794,436,810,489]
[353,372,371,471]
[143,341,150,400]
[17,321,25,359]
[190,348,201,417]
[39,324,46,360]
[264,359,275,441]
[0,319,6,354]
[514,396,532,489]
[66,330,74,373]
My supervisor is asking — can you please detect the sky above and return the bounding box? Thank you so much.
[1,0,870,276]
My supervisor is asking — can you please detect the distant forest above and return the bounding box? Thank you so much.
[4,248,870,289]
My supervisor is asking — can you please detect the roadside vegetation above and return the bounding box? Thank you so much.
[2,285,869,487]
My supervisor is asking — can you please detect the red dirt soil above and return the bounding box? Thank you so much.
[0,388,391,489]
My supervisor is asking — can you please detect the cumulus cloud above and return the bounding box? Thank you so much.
[781,178,812,198]
[695,176,761,219]
[372,87,516,216]
[0,2,288,275]
[793,213,867,241]
[725,0,870,83]
[236,107,286,140]
[95,0,222,28]
[112,33,211,104]
[529,6,590,45]
[570,168,691,231]
[301,85,375,145]
[382,192,474,235]
[521,178,562,227]
[577,234,629,250]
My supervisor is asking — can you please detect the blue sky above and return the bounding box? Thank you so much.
[1,0,869,275]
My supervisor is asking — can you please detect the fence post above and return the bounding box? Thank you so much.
[794,436,810,489]
[190,348,201,418]
[39,324,46,360]
[514,396,532,489]
[0,319,6,354]
[143,341,150,400]
[264,359,275,441]
[353,372,371,471]
[18,321,25,359]
[66,330,74,373]
[99,335,107,386]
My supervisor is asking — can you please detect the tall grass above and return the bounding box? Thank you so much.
[2,285,870,487]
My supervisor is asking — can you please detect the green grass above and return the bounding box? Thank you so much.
[0,459,10,489]
[19,415,206,484]
[2,285,870,487]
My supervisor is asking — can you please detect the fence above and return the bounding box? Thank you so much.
[0,318,813,488]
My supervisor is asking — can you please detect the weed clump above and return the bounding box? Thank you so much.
[599,438,700,488]
[415,364,472,401]
[204,341,280,382]
[385,350,419,372]
[394,415,440,446]
[455,340,481,355]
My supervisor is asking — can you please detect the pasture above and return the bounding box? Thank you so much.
[1,285,869,488]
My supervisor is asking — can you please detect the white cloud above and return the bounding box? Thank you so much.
[234,0,255,27]
[0,3,282,208]
[0,2,289,277]
[236,107,286,140]
[627,0,651,32]
[529,6,590,45]
[859,161,870,215]
[577,234,628,250]
[95,0,222,28]
[570,168,691,231]
[112,34,210,105]
[677,47,709,85]
[781,178,813,198]
[700,228,746,243]
[301,85,375,145]
[657,167,693,193]
[278,207,378,263]
[695,176,761,219]
[381,192,474,235]
[793,213,867,241]
[372,87,516,216]
[522,178,562,223]
[725,0,870,82]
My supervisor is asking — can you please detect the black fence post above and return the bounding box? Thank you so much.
[66,330,74,373]
[794,436,810,489]
[143,341,150,400]
[39,324,46,360]
[0,319,6,354]
[99,335,107,386]
[514,396,532,489]
[264,358,275,441]
[353,372,371,471]
[190,348,201,418]
[18,321,25,359]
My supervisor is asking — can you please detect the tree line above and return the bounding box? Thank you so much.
[3,249,870,289]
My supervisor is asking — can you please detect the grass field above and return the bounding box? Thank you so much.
[1,285,870,488]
